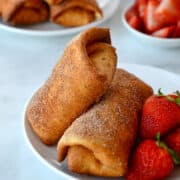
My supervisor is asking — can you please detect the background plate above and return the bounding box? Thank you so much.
[23,63,180,180]
[0,0,120,36]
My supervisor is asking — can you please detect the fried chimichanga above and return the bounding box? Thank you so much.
[0,0,4,16]
[26,28,117,145]
[2,0,49,25]
[57,69,153,177]
[45,0,63,5]
[51,0,103,27]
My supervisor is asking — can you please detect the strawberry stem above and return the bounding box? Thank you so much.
[176,91,180,96]
[157,88,164,96]
[156,133,180,165]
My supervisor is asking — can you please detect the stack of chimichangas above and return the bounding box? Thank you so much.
[0,0,103,26]
[26,27,153,177]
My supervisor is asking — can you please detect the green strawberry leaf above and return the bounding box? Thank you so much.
[156,132,161,142]
[156,133,180,165]
[168,148,180,165]
[156,132,165,148]
[176,97,180,106]
[157,88,164,96]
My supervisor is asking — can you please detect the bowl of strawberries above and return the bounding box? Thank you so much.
[123,0,180,47]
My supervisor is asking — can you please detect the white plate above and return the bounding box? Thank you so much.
[0,0,120,37]
[122,3,180,48]
[23,63,180,180]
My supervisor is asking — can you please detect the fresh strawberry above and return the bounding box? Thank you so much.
[136,0,148,21]
[128,15,143,31]
[165,128,180,157]
[152,25,176,38]
[155,0,180,25]
[173,21,180,38]
[140,89,180,139]
[144,0,162,33]
[126,4,143,31]
[126,138,174,180]
[125,5,139,21]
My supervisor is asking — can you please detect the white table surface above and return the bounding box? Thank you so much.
[0,0,180,180]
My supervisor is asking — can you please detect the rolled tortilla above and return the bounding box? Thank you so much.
[2,0,49,25]
[26,28,117,145]
[45,0,63,5]
[57,69,153,177]
[50,0,103,27]
[0,0,4,16]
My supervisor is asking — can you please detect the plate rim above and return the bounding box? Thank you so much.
[23,63,180,179]
[0,0,121,37]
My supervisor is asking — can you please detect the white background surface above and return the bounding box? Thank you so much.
[0,0,180,180]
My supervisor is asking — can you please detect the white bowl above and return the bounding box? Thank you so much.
[122,4,180,48]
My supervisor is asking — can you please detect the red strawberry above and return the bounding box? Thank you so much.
[140,89,180,139]
[155,0,180,25]
[136,0,148,20]
[152,25,176,38]
[128,15,143,31]
[144,0,162,33]
[126,4,143,31]
[173,21,180,38]
[125,5,139,21]
[165,128,180,157]
[126,139,174,180]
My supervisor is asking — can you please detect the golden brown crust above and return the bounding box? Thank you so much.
[50,0,103,27]
[26,28,117,145]
[57,69,153,177]
[2,0,49,25]
[0,0,5,16]
[45,0,63,5]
